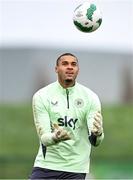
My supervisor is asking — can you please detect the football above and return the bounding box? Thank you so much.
[73,1,102,33]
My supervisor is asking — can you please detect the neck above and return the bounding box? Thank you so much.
[58,79,75,89]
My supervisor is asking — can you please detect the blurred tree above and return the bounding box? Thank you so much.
[121,63,133,104]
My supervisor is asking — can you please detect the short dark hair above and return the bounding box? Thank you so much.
[56,53,78,66]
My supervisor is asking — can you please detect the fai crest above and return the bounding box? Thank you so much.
[74,98,84,108]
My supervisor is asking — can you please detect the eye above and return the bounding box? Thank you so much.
[62,61,68,66]
[71,62,78,66]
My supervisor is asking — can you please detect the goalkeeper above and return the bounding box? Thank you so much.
[30,53,104,179]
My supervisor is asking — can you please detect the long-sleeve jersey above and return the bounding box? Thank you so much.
[32,81,104,173]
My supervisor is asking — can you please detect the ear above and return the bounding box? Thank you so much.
[55,66,58,73]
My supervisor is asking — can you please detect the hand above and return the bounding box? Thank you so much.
[91,111,103,136]
[52,124,71,142]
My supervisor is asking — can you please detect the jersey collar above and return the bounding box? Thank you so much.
[56,81,76,94]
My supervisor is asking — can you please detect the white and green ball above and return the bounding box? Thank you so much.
[73,2,102,33]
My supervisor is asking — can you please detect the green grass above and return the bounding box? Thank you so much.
[92,104,133,159]
[90,159,133,179]
[0,104,38,156]
[0,103,133,179]
[0,103,38,178]
[0,156,33,179]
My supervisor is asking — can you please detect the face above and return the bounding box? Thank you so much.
[55,55,79,87]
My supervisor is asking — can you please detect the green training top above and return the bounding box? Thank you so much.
[32,81,103,173]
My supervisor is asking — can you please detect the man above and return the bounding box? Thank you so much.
[30,53,104,179]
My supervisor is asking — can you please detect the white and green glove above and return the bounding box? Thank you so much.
[41,124,71,146]
[52,124,71,142]
[89,111,104,146]
[91,111,103,136]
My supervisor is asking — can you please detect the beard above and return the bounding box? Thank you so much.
[65,79,73,83]
[64,79,75,86]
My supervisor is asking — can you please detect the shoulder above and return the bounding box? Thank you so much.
[76,83,99,100]
[76,83,101,110]
[33,82,57,99]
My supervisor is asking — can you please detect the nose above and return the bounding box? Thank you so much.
[67,64,73,69]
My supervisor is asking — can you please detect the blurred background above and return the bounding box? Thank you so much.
[0,0,133,179]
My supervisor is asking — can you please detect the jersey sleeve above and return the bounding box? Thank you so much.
[32,92,56,146]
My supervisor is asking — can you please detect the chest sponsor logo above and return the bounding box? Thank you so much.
[57,116,78,130]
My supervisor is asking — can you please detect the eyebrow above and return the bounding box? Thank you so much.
[56,55,78,66]
[61,60,78,64]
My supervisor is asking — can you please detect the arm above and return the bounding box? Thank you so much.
[89,111,104,146]
[32,92,55,146]
[86,95,104,146]
[32,92,70,146]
